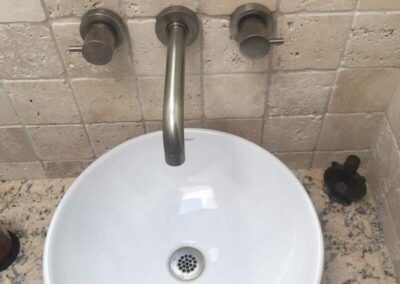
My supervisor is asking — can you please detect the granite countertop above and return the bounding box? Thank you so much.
[0,169,398,284]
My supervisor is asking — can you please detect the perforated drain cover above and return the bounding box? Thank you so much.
[169,247,205,281]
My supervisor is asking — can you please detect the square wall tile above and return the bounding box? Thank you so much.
[343,13,400,67]
[124,0,199,17]
[44,160,93,178]
[203,18,269,73]
[317,113,384,151]
[0,84,19,125]
[128,19,200,76]
[312,150,370,169]
[388,86,400,147]
[274,152,313,169]
[5,80,81,125]
[145,120,202,133]
[272,14,352,70]
[280,0,356,12]
[52,20,133,78]
[0,24,64,79]
[71,78,142,123]
[269,71,335,116]
[200,0,277,15]
[262,116,322,152]
[86,123,144,156]
[138,76,202,120]
[0,127,37,162]
[204,119,262,144]
[204,74,267,119]
[0,0,46,22]
[44,0,121,18]
[27,125,94,161]
[359,0,400,10]
[329,68,400,113]
[0,162,46,180]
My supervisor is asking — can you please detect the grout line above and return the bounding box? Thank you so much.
[311,0,360,165]
[43,4,97,163]
[199,17,206,128]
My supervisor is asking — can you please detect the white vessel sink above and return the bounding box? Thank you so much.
[44,129,323,284]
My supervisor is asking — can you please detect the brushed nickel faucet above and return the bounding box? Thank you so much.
[156,6,199,166]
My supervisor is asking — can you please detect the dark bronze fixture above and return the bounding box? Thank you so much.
[155,6,199,166]
[69,9,126,65]
[230,3,284,58]
[0,227,20,272]
[324,155,367,206]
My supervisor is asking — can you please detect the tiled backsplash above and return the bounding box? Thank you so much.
[1,0,400,180]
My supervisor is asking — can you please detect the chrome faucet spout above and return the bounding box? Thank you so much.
[163,23,186,166]
[156,6,199,166]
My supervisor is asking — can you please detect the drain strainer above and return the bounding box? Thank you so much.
[169,247,205,281]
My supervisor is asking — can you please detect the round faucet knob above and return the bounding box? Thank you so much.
[82,23,116,65]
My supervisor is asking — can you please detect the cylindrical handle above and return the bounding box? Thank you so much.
[81,23,116,65]
[163,23,186,166]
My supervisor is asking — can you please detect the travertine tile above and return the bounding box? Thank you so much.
[0,127,37,162]
[128,19,200,76]
[204,119,262,144]
[44,160,93,178]
[200,0,277,15]
[71,78,142,123]
[329,69,400,113]
[263,116,322,152]
[138,76,202,120]
[370,119,400,194]
[52,20,133,78]
[273,15,352,70]
[280,0,356,12]
[0,162,46,180]
[269,71,335,116]
[387,87,400,147]
[312,150,370,169]
[318,113,384,151]
[145,120,202,133]
[359,0,400,10]
[274,152,313,169]
[124,0,199,17]
[203,18,269,73]
[343,13,400,67]
[5,80,81,125]
[27,125,93,161]
[0,24,64,79]
[0,84,19,125]
[204,74,267,119]
[44,0,121,18]
[0,0,46,22]
[86,123,144,156]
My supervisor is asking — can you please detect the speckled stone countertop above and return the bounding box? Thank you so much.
[0,170,398,284]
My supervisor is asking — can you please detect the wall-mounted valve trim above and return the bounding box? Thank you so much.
[69,9,126,65]
[230,3,284,58]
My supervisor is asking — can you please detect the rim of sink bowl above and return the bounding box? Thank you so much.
[43,128,324,284]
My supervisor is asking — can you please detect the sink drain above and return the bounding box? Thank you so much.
[169,247,205,281]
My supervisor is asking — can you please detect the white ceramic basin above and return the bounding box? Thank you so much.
[44,129,323,284]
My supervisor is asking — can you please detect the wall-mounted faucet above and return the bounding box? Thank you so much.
[69,9,126,65]
[230,3,284,58]
[155,6,199,166]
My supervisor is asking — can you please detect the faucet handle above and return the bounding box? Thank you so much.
[68,8,126,66]
[269,38,285,45]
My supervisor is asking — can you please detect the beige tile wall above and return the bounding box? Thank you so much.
[0,0,399,181]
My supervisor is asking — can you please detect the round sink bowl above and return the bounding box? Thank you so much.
[44,129,323,284]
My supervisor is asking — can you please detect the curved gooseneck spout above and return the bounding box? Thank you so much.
[156,6,199,166]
